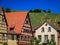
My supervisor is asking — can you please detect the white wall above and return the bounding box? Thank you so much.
[35,22,58,45]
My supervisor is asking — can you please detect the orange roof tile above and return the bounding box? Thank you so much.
[5,12,27,34]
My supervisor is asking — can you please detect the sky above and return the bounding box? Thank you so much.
[0,0,60,14]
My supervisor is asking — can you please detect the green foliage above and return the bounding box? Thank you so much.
[33,9,41,12]
[47,9,51,13]
[29,37,34,45]
[46,39,56,45]
[29,37,41,45]
[50,39,56,45]
[5,8,11,12]
[29,9,41,12]
[29,37,34,43]
[29,10,33,12]
[29,13,60,27]
[47,40,51,45]
[3,43,8,45]
[43,10,46,13]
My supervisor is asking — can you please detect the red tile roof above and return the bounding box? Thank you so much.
[5,12,27,34]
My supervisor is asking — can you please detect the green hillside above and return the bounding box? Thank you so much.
[29,12,60,27]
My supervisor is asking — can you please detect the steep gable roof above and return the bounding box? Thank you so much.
[5,12,27,34]
[34,21,60,33]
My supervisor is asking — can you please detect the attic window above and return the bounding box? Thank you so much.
[48,27,51,32]
[25,20,28,24]
[10,26,14,30]
[25,18,29,24]
[41,27,44,32]
[45,24,47,26]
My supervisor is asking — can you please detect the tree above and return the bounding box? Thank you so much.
[29,9,33,12]
[47,40,51,45]
[46,39,56,45]
[47,9,51,13]
[43,10,46,13]
[34,37,41,45]
[3,43,8,45]
[5,8,11,12]
[29,37,34,45]
[29,37,41,45]
[33,8,41,12]
[50,39,56,45]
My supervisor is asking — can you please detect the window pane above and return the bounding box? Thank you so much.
[10,27,14,30]
[44,35,48,43]
[38,35,41,40]
[48,27,51,32]
[2,34,5,40]
[12,35,14,40]
[51,35,55,40]
[41,27,44,32]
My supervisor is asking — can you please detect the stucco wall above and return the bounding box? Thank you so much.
[8,40,17,45]
[35,22,58,45]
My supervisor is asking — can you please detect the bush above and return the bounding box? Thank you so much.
[46,39,56,45]
[5,8,11,12]
[29,37,41,45]
[3,43,8,45]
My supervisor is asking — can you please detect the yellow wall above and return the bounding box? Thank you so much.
[8,40,17,45]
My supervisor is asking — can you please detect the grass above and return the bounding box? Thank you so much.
[29,12,60,27]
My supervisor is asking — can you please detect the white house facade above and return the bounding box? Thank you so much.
[35,22,58,45]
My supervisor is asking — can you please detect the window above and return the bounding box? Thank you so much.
[10,27,14,30]
[8,35,11,39]
[2,17,5,22]
[38,35,41,40]
[2,34,5,40]
[26,20,28,24]
[25,18,29,24]
[51,35,55,40]
[23,29,31,33]
[16,35,20,40]
[29,30,31,33]
[41,27,44,32]
[48,27,51,32]
[23,29,27,32]
[21,35,23,40]
[11,35,14,40]
[24,36,27,38]
[44,35,48,43]
[45,24,47,26]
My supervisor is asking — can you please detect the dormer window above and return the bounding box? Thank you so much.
[10,26,15,30]
[48,27,51,32]
[41,27,44,32]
